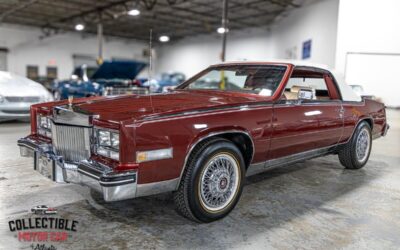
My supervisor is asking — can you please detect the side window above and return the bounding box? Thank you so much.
[285,77,331,100]
[283,68,340,101]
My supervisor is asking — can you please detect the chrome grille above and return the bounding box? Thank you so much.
[5,96,41,103]
[51,123,91,163]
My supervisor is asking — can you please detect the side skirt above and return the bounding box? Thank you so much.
[246,145,339,177]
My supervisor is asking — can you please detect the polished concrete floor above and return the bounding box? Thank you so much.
[0,110,399,250]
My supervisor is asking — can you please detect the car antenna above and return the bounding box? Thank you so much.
[148,29,155,113]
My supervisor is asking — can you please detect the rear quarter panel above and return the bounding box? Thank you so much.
[340,99,386,143]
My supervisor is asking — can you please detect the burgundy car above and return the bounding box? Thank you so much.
[18,61,389,222]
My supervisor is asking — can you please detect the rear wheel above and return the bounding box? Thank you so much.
[174,138,245,222]
[338,121,372,169]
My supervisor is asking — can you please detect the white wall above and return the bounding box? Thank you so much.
[335,0,400,73]
[335,0,400,107]
[157,0,339,77]
[270,0,339,67]
[0,24,147,79]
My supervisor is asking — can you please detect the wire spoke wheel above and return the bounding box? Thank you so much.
[356,127,370,163]
[199,153,240,212]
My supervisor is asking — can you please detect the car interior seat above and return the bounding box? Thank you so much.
[284,85,314,100]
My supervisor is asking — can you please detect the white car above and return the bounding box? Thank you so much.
[31,205,57,215]
[0,71,53,121]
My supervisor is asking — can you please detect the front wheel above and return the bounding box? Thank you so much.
[174,138,245,222]
[338,121,372,169]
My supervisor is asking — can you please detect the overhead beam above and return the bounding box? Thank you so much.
[0,0,39,22]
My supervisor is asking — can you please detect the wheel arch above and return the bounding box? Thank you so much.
[362,117,373,130]
[345,116,374,144]
[176,129,254,189]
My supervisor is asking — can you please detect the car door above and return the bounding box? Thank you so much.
[268,69,343,160]
[270,99,322,159]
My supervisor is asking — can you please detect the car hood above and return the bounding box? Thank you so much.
[0,71,50,97]
[75,90,269,122]
[91,60,147,80]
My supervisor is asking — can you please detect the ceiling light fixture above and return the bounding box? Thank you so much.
[128,9,140,16]
[217,27,227,34]
[75,24,85,31]
[159,35,170,42]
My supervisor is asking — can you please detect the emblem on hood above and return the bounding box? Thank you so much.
[68,95,74,109]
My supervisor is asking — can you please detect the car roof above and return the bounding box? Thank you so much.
[210,60,362,102]
[211,60,331,71]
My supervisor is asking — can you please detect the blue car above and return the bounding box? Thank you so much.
[144,72,186,93]
[52,60,148,100]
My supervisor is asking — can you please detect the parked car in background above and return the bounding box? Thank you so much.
[144,72,185,93]
[0,71,53,122]
[18,61,389,222]
[349,84,377,100]
[52,60,148,100]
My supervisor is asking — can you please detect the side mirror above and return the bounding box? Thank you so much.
[298,89,313,100]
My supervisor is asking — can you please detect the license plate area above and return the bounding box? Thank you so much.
[35,155,55,181]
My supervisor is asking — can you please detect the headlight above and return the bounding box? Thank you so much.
[95,128,119,160]
[37,115,52,138]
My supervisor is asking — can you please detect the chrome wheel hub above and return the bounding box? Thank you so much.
[200,153,239,212]
[356,128,370,163]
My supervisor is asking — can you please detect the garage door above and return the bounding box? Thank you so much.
[345,52,400,108]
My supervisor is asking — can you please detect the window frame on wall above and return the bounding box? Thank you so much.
[46,66,58,80]
[26,65,39,80]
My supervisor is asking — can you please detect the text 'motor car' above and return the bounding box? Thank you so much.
[18,61,389,222]
[0,71,53,122]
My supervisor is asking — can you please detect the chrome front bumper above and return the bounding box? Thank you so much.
[18,136,137,202]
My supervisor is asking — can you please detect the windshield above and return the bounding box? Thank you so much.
[179,65,287,96]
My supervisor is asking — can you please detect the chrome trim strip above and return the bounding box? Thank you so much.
[77,168,100,180]
[246,145,337,176]
[273,100,343,107]
[176,130,255,189]
[99,179,135,185]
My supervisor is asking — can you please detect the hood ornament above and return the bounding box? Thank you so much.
[68,95,74,109]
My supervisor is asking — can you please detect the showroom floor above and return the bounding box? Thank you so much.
[0,110,399,250]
